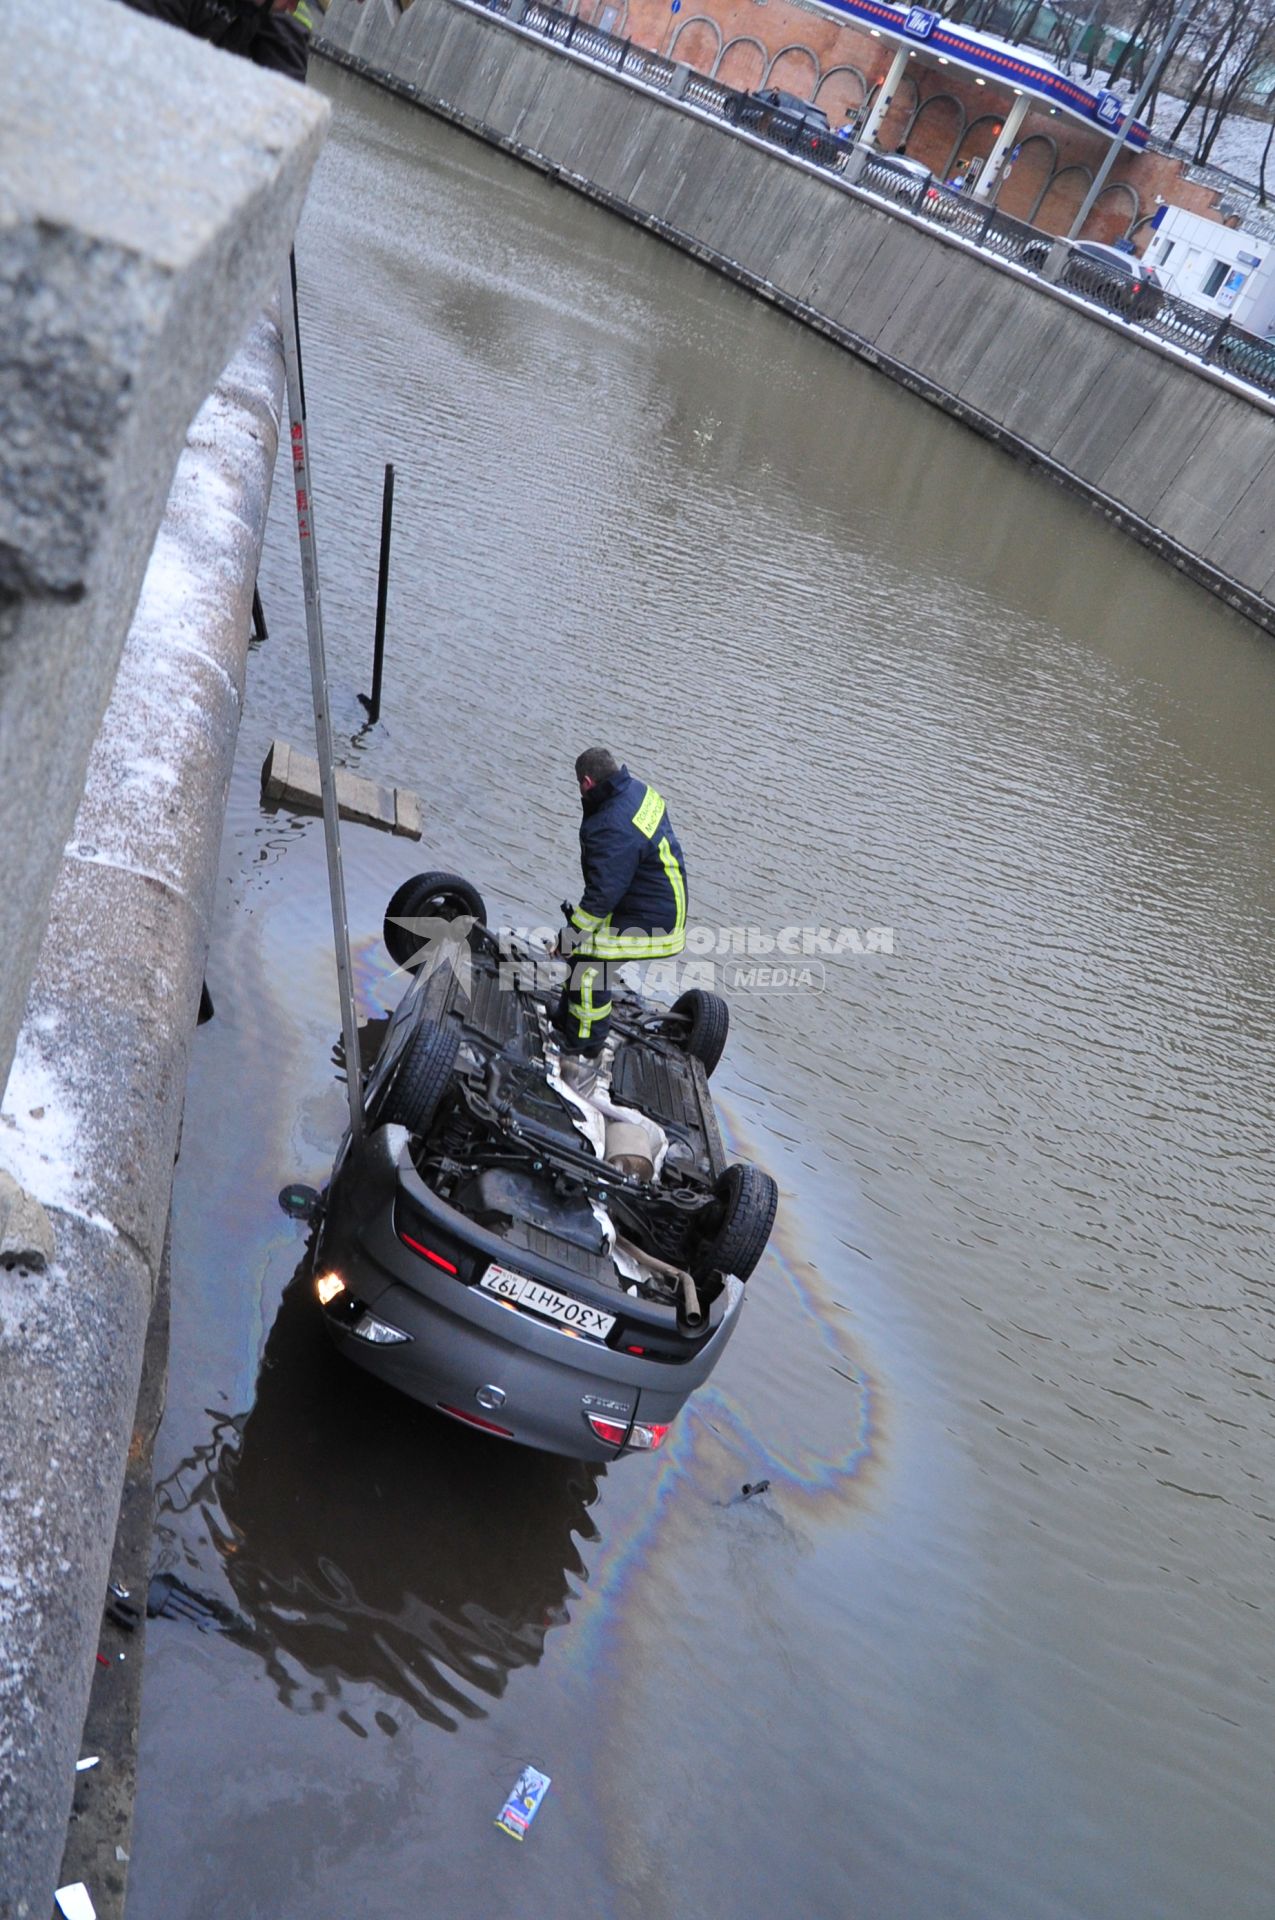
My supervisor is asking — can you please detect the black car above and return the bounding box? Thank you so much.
[732,87,839,166]
[314,873,779,1461]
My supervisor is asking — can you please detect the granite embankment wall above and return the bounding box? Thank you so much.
[1,3,326,1911]
[318,0,1275,634]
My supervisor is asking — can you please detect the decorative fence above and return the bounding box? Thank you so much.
[460,0,1275,398]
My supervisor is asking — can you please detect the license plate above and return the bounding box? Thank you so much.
[480,1263,615,1341]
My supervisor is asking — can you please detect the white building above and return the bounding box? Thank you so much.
[1143,204,1275,339]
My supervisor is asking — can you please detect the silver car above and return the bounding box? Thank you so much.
[313,873,778,1461]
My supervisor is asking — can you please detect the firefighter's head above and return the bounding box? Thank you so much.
[574,746,619,795]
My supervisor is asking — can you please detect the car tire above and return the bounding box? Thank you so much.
[384,871,487,969]
[373,1018,459,1134]
[671,988,730,1077]
[693,1161,778,1282]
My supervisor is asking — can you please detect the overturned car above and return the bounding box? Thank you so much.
[314,872,778,1461]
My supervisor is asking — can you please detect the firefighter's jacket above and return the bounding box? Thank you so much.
[567,767,688,959]
[118,0,313,78]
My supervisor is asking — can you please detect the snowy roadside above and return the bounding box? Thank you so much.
[0,308,285,1920]
[1150,89,1273,187]
[1073,58,1273,192]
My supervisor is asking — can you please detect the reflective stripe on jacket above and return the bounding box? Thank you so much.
[569,766,687,960]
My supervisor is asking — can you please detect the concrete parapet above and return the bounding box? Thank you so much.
[0,0,328,1107]
[0,312,286,1920]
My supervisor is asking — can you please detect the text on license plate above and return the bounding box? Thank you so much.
[480,1264,615,1340]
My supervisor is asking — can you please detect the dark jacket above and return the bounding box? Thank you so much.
[568,767,687,959]
[118,0,311,79]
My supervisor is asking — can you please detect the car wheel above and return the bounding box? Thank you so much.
[373,1018,459,1133]
[384,871,487,969]
[693,1161,779,1282]
[671,988,730,1077]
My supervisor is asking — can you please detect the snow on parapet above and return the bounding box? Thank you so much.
[0,1024,116,1236]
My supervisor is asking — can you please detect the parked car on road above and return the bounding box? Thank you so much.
[1063,241,1165,318]
[860,152,937,203]
[314,872,779,1462]
[732,87,841,168]
[734,86,830,139]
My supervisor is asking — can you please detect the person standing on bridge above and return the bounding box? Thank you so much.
[115,0,314,82]
[554,747,688,1055]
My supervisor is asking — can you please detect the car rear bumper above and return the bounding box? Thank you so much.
[315,1124,746,1460]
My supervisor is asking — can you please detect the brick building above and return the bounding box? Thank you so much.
[600,0,1223,243]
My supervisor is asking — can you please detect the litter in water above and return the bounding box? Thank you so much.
[495,1765,551,1841]
[104,1592,139,1632]
[146,1570,240,1632]
[75,1756,99,1772]
[54,1885,96,1920]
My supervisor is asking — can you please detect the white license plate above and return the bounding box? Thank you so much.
[480,1263,615,1341]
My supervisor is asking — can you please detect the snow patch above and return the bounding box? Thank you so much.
[0,1035,115,1235]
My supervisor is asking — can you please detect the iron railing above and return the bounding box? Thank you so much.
[462,0,1275,400]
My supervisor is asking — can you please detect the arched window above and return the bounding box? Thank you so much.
[763,42,822,96]
[903,91,966,174]
[863,70,920,145]
[991,131,1055,216]
[815,64,870,123]
[714,33,769,91]
[1084,179,1141,242]
[667,13,722,68]
[1031,162,1093,231]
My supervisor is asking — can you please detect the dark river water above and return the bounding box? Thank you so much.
[127,62,1275,1920]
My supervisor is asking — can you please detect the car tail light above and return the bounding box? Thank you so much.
[438,1403,514,1438]
[586,1413,670,1451]
[399,1230,459,1274]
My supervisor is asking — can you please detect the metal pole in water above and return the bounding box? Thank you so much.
[358,462,394,724]
[280,252,365,1145]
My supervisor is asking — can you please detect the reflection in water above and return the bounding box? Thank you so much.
[155,1265,602,1734]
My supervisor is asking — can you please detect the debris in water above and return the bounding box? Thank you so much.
[741,1480,771,1499]
[54,1886,96,1920]
[279,1183,320,1221]
[261,739,422,839]
[75,1756,100,1773]
[104,1592,139,1633]
[147,1571,230,1630]
[495,1765,551,1842]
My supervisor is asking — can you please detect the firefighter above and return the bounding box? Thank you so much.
[116,0,314,82]
[555,747,688,1055]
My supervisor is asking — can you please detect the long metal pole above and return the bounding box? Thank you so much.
[280,254,365,1145]
[1067,0,1194,238]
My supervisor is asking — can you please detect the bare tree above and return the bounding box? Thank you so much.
[1166,0,1275,161]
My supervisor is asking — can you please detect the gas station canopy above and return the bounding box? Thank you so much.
[811,0,1150,144]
